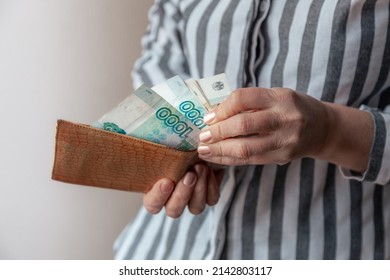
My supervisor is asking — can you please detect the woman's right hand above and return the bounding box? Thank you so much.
[143,163,223,218]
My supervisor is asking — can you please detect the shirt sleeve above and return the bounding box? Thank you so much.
[341,103,390,186]
[131,0,189,88]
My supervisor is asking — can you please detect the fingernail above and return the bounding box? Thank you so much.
[204,112,215,124]
[183,172,196,186]
[199,131,212,142]
[160,181,173,194]
[197,146,211,156]
[194,164,204,175]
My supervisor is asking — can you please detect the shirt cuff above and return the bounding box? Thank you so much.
[340,105,390,185]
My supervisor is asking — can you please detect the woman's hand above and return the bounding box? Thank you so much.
[197,87,373,173]
[197,87,329,165]
[143,163,224,218]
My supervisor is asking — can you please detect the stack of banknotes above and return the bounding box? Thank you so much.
[93,73,231,151]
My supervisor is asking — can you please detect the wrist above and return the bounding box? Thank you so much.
[312,102,374,173]
[303,98,335,161]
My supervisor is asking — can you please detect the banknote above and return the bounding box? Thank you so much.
[152,75,208,130]
[94,85,200,150]
[184,78,213,112]
[196,73,231,106]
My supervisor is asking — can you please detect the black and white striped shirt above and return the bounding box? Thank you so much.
[114,0,390,259]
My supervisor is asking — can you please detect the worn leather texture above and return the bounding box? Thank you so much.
[52,120,198,192]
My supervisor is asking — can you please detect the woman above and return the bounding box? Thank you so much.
[115,0,390,259]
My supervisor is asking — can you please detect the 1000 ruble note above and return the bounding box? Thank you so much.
[94,85,200,151]
[152,75,208,130]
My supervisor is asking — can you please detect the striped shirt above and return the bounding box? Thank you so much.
[114,0,390,259]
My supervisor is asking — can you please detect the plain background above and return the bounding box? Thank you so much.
[0,0,154,259]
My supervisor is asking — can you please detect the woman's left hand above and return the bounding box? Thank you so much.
[197,87,331,166]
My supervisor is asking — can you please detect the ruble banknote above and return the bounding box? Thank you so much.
[94,85,200,150]
[196,73,231,106]
[152,75,208,130]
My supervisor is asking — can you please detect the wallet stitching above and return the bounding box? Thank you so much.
[58,119,197,155]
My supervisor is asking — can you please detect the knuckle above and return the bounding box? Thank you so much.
[278,151,291,164]
[207,195,219,206]
[215,124,226,140]
[166,207,183,219]
[143,195,163,215]
[215,142,225,157]
[262,137,283,153]
[274,136,288,150]
[193,184,205,196]
[237,114,254,134]
[189,204,205,215]
[207,187,220,206]
[215,156,226,165]
[264,111,282,132]
[235,142,252,160]
[229,90,246,110]
[273,87,295,102]
[175,191,190,205]
[276,159,290,166]
[230,90,242,103]
[275,146,296,165]
[276,153,293,165]
[289,132,300,147]
[144,204,162,215]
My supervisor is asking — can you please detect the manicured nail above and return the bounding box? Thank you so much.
[197,146,211,156]
[204,112,215,124]
[183,172,196,186]
[199,131,212,142]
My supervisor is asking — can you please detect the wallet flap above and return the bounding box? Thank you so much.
[52,119,198,192]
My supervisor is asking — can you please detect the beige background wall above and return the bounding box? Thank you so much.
[0,0,154,259]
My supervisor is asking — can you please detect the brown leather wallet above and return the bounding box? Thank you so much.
[52,120,198,193]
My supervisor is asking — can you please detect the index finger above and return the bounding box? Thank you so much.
[204,87,275,124]
[143,178,174,214]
